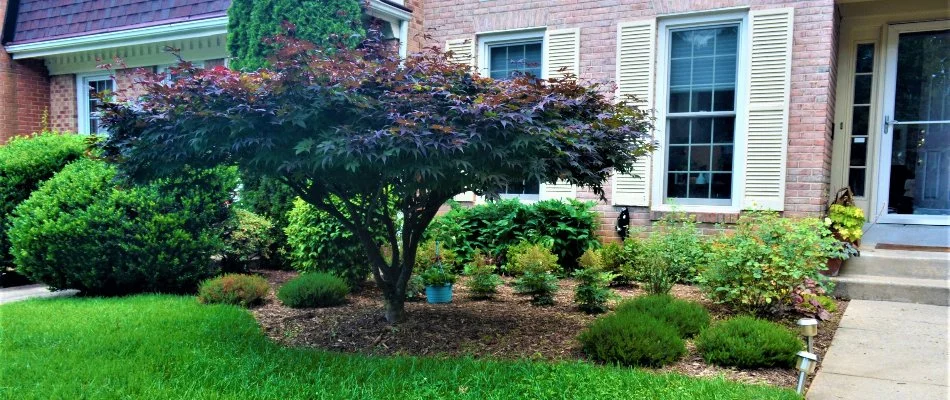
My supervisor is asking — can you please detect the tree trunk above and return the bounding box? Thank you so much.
[383,294,405,323]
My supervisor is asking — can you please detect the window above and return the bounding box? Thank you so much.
[479,31,545,199]
[157,61,206,84]
[77,74,114,135]
[488,41,542,80]
[848,43,875,197]
[664,24,739,205]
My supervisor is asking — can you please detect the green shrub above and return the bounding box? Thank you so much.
[648,213,708,283]
[463,251,503,299]
[0,132,87,269]
[277,272,349,308]
[599,241,635,285]
[578,312,686,367]
[414,240,459,273]
[514,270,559,306]
[615,295,710,338]
[639,244,674,295]
[428,199,598,272]
[197,274,270,307]
[285,198,387,289]
[236,175,296,269]
[8,159,236,295]
[573,268,617,314]
[221,208,276,272]
[577,248,603,270]
[698,211,837,314]
[696,316,803,368]
[405,275,425,300]
[419,266,456,287]
[505,241,559,276]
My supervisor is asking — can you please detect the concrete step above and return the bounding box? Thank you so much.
[832,274,949,306]
[842,249,949,280]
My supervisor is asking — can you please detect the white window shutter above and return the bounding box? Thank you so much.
[445,38,474,66]
[543,28,580,78]
[742,8,794,211]
[539,28,581,201]
[612,20,656,206]
[539,181,577,201]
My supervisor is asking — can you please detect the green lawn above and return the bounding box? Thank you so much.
[0,295,799,399]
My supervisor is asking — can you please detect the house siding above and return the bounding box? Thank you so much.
[423,0,838,237]
[49,74,77,133]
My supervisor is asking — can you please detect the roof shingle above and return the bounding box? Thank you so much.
[7,0,231,45]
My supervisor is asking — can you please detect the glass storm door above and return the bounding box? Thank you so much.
[878,21,950,225]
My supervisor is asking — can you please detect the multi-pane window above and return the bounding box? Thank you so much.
[488,41,542,80]
[848,43,874,197]
[487,40,544,199]
[83,77,114,135]
[666,25,739,204]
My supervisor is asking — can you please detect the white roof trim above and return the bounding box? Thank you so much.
[6,16,228,60]
[367,0,412,22]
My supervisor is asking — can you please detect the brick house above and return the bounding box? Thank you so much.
[1,0,948,241]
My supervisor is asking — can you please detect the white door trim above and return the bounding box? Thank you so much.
[875,20,950,225]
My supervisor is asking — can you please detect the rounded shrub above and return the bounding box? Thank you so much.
[696,316,804,368]
[615,295,710,338]
[0,132,87,269]
[277,272,349,308]
[221,208,276,272]
[578,312,686,367]
[198,274,270,307]
[285,198,388,289]
[8,159,237,295]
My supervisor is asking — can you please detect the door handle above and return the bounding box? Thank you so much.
[883,115,894,135]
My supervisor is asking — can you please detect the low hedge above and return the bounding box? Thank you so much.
[615,295,710,338]
[277,272,349,308]
[578,311,686,367]
[198,274,270,307]
[696,316,803,368]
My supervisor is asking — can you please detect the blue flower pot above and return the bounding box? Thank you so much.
[425,284,453,304]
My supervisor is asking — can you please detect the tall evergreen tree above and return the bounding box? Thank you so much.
[227,0,365,71]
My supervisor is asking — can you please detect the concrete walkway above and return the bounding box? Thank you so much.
[0,284,77,305]
[808,300,949,400]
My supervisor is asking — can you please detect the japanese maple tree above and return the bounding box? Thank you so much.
[100,35,653,323]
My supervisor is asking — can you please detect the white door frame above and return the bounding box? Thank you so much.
[875,20,950,226]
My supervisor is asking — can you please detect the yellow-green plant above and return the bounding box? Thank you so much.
[827,204,864,242]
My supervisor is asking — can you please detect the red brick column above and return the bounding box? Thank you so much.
[50,75,77,133]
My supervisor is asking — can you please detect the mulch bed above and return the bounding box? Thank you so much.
[251,269,847,390]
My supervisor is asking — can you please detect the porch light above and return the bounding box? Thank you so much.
[795,351,819,395]
[797,318,819,353]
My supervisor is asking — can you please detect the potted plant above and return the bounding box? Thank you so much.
[822,188,864,276]
[420,266,456,304]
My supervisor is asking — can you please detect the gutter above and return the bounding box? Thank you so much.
[5,16,229,60]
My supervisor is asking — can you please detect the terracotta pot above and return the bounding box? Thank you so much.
[822,258,843,277]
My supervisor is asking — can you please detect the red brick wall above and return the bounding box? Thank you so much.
[419,0,839,238]
[49,75,77,133]
[406,0,425,53]
[0,55,51,142]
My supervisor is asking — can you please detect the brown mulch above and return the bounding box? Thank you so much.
[250,269,848,390]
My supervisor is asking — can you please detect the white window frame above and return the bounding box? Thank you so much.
[76,72,116,135]
[651,11,750,213]
[476,28,546,80]
[477,28,547,202]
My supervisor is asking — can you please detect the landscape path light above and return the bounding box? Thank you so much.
[795,350,819,395]
[797,318,818,353]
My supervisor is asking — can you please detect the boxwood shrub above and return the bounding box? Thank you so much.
[277,272,348,308]
[696,316,803,368]
[615,294,710,338]
[198,274,270,307]
[7,159,237,295]
[427,199,598,272]
[578,311,686,367]
[0,132,87,269]
[285,198,389,289]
